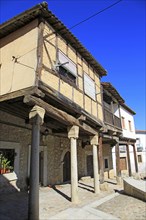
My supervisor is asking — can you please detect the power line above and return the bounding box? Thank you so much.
[69,0,123,30]
[47,0,123,44]
[17,0,123,59]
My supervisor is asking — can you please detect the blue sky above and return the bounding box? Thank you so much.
[0,0,145,130]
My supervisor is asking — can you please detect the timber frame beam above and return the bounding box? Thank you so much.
[0,86,45,102]
[23,95,98,135]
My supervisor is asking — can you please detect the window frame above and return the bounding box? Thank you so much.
[137,155,142,163]
[84,72,96,100]
[0,141,20,176]
[104,157,109,170]
[121,116,126,129]
[128,120,132,131]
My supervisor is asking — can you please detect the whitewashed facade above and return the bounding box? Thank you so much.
[112,103,138,176]
[136,130,146,176]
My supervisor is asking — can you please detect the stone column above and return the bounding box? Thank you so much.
[133,144,138,173]
[115,141,121,184]
[126,144,132,177]
[98,135,104,184]
[28,105,45,220]
[90,135,100,194]
[68,125,79,203]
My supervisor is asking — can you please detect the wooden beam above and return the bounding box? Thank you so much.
[38,80,82,114]
[0,87,45,102]
[115,142,121,178]
[98,136,104,184]
[126,144,132,177]
[133,144,138,173]
[36,20,45,85]
[23,95,97,135]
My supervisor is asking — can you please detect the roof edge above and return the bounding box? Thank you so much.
[0,2,107,77]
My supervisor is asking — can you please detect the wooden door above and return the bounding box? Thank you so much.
[120,157,127,170]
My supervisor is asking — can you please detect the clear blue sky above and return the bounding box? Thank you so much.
[0,0,145,130]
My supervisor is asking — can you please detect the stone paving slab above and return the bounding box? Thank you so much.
[48,207,119,220]
[96,193,146,220]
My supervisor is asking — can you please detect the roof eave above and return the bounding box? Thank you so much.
[0,2,107,77]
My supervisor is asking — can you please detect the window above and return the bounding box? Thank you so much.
[128,120,132,131]
[137,155,142,163]
[57,50,77,85]
[121,117,126,129]
[0,141,20,176]
[84,73,96,100]
[0,149,15,174]
[120,145,126,153]
[59,66,76,84]
[104,157,109,169]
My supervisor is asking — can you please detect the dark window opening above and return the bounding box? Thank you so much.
[104,158,109,169]
[59,66,76,85]
[137,155,142,163]
[0,149,14,174]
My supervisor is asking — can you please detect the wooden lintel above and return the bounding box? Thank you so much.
[23,95,97,135]
[0,87,45,102]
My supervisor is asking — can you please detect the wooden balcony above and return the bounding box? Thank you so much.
[104,108,122,129]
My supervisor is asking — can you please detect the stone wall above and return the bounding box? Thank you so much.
[0,111,91,189]
[0,111,114,191]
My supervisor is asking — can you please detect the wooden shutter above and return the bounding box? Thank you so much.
[84,73,96,100]
[58,50,77,77]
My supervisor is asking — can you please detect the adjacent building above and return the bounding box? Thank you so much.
[136,130,146,175]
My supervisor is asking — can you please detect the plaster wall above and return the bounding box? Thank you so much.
[41,24,103,121]
[0,20,38,95]
[120,106,136,139]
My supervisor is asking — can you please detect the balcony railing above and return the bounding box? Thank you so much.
[104,108,122,129]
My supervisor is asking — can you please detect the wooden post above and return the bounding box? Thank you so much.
[126,144,132,176]
[28,105,45,220]
[98,136,104,184]
[115,142,121,184]
[133,144,138,173]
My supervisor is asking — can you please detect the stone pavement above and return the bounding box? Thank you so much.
[0,178,146,220]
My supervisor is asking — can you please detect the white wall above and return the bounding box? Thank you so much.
[113,103,120,117]
[136,131,146,150]
[120,106,136,139]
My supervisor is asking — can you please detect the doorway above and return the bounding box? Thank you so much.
[87,155,93,178]
[28,145,47,186]
[39,151,44,184]
[63,151,71,182]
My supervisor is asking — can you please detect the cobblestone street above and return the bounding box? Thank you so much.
[96,192,146,220]
[0,179,145,220]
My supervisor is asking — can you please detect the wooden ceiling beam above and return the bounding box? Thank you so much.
[23,95,97,135]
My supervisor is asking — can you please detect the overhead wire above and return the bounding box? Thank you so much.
[17,0,123,60]
[69,0,123,30]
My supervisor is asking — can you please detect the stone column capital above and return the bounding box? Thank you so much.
[90,134,99,146]
[113,136,119,144]
[29,105,45,125]
[68,125,79,139]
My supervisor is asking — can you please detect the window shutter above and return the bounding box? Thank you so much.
[84,73,96,100]
[58,50,77,77]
